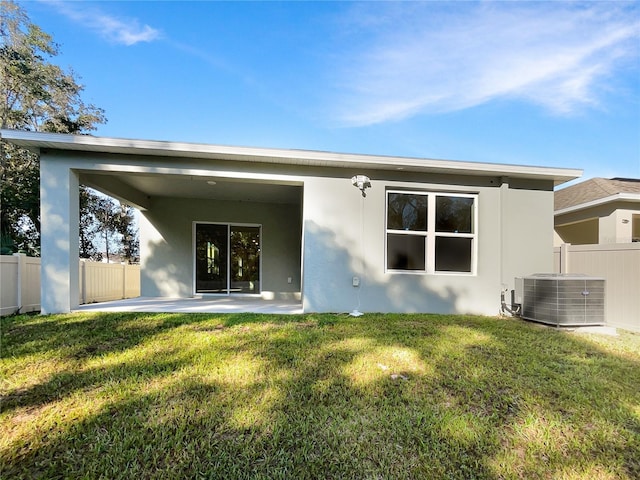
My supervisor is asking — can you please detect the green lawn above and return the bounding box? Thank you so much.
[1,312,639,479]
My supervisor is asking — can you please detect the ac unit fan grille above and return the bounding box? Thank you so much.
[520,275,605,327]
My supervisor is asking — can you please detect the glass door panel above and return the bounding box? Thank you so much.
[195,224,228,293]
[230,226,260,294]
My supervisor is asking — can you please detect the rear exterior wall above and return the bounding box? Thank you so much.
[301,174,554,315]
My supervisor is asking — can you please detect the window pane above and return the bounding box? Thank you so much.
[195,224,228,293]
[436,196,473,233]
[387,193,427,231]
[387,234,426,270]
[435,237,472,272]
[230,226,260,294]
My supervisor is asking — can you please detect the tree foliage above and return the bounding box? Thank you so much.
[116,203,139,263]
[0,1,105,132]
[0,0,113,256]
[77,188,139,263]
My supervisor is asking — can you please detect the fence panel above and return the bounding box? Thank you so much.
[0,255,140,316]
[0,256,20,315]
[554,243,640,332]
[81,262,123,304]
[22,256,41,313]
[124,264,140,299]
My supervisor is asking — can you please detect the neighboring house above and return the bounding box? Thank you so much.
[554,177,640,246]
[1,129,581,315]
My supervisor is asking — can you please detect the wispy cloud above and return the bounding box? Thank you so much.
[332,3,640,126]
[42,0,160,46]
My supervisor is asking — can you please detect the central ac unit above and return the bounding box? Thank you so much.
[516,274,605,327]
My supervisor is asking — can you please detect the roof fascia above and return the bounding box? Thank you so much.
[1,129,582,185]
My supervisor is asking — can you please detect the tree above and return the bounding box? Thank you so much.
[116,203,139,263]
[78,185,102,260]
[1,0,106,255]
[93,195,120,263]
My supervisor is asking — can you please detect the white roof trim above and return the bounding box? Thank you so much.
[1,129,582,185]
[555,192,640,216]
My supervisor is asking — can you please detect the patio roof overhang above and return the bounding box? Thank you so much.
[1,129,582,186]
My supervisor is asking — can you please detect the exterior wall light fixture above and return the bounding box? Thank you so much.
[351,175,371,197]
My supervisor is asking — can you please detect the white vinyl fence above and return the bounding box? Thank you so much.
[554,243,640,332]
[0,254,41,316]
[0,254,140,316]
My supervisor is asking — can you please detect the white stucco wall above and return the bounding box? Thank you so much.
[35,148,556,316]
[140,196,302,299]
[40,156,80,313]
[301,174,554,315]
[501,179,555,281]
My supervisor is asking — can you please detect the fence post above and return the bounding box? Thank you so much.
[13,253,25,313]
[122,263,127,299]
[560,243,571,274]
[80,260,86,305]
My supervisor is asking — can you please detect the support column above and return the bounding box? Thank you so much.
[40,157,79,314]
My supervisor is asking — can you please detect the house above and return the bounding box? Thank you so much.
[554,177,640,246]
[1,129,581,315]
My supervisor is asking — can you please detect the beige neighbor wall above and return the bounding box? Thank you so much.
[555,201,640,246]
[554,219,599,246]
[554,243,640,332]
[0,256,140,316]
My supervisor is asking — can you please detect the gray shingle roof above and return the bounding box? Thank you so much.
[555,177,640,211]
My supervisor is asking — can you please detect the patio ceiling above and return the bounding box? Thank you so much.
[80,171,303,209]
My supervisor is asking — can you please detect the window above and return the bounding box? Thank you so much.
[386,191,477,274]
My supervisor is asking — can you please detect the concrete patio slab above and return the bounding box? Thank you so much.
[75,297,303,315]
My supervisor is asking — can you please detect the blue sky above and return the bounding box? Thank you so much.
[23,0,640,185]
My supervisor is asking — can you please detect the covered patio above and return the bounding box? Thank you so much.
[76,296,303,314]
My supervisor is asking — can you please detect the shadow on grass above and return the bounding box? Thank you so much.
[1,312,639,479]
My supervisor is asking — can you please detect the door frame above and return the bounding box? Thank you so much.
[192,221,263,296]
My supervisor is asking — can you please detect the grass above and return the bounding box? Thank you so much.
[1,312,639,479]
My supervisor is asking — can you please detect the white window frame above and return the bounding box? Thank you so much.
[385,190,478,275]
[192,221,263,296]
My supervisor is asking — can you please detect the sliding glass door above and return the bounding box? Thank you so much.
[230,225,261,294]
[195,223,260,294]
